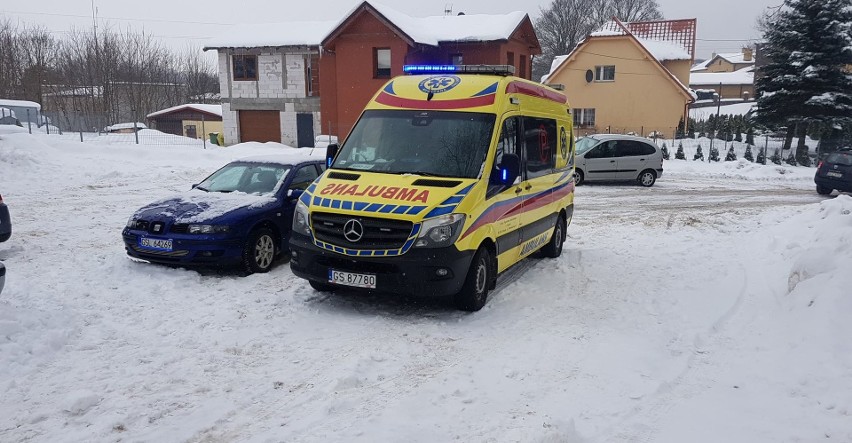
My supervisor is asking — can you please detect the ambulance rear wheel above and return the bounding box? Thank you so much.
[541,214,566,258]
[455,248,491,312]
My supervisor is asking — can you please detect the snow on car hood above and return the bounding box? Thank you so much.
[133,189,276,223]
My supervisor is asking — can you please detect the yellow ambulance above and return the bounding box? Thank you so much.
[289,65,575,311]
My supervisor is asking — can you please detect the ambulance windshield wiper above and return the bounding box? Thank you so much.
[392,171,452,178]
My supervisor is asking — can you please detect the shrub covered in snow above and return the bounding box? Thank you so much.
[693,145,704,161]
[675,142,686,160]
[709,145,720,162]
[661,142,670,160]
[785,151,798,166]
[725,146,737,161]
[796,146,813,167]
[744,144,755,162]
[771,148,783,165]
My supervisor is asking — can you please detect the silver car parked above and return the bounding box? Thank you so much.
[574,134,664,187]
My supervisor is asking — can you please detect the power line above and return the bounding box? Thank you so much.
[0,9,232,26]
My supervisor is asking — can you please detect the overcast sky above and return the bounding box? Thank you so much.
[1,0,782,59]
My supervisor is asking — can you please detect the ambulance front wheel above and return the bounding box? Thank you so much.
[455,247,492,312]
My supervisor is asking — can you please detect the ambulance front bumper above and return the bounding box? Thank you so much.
[289,232,474,297]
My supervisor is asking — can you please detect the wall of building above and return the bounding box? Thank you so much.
[321,10,410,141]
[691,83,755,100]
[182,119,224,139]
[546,37,691,137]
[217,49,321,146]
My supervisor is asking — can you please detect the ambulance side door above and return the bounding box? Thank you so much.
[486,116,523,269]
[518,116,558,255]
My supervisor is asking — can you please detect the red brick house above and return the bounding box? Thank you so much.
[320,1,541,140]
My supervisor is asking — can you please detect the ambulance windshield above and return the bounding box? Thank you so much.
[333,110,496,179]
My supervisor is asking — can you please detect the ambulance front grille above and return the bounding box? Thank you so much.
[312,212,413,250]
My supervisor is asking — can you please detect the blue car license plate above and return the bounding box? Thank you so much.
[139,237,173,251]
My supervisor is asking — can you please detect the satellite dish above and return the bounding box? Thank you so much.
[585,70,594,83]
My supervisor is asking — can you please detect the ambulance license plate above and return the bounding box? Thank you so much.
[827,171,843,178]
[329,269,376,288]
[139,237,173,251]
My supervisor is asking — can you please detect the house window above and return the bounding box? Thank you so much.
[594,65,615,82]
[374,48,391,78]
[573,109,596,128]
[450,53,463,65]
[519,54,527,79]
[233,55,257,81]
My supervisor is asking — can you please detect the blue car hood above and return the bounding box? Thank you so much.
[134,190,277,224]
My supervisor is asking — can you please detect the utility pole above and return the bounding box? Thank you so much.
[709,83,722,162]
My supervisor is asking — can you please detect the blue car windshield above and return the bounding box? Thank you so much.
[196,162,291,195]
[332,110,496,179]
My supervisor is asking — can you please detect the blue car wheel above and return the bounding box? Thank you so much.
[243,227,277,274]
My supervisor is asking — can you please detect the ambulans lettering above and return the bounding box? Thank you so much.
[319,183,430,203]
[521,232,550,256]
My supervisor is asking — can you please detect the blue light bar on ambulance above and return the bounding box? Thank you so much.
[403,64,516,76]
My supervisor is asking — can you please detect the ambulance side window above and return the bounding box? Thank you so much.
[523,117,557,179]
[488,117,521,197]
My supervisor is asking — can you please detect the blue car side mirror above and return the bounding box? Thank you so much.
[287,189,304,200]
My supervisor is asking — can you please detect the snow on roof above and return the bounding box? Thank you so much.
[147,104,223,119]
[0,99,40,109]
[540,55,569,83]
[592,19,696,60]
[204,21,337,49]
[690,66,755,86]
[636,37,692,61]
[692,52,755,72]
[330,1,528,47]
[105,122,148,131]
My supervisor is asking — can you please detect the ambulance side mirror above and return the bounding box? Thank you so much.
[326,144,339,168]
[498,153,520,185]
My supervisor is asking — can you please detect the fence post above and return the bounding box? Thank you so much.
[764,134,769,165]
[26,109,32,134]
[134,120,139,145]
[202,113,207,149]
[45,114,50,135]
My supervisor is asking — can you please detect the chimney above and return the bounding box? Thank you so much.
[743,47,753,62]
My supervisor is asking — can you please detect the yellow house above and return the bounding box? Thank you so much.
[543,19,697,137]
[146,104,224,141]
[689,49,756,100]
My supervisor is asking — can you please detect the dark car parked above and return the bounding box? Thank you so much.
[123,154,326,274]
[1,193,9,295]
[815,149,852,195]
[0,193,10,243]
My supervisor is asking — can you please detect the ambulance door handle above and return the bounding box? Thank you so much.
[515,187,523,194]
[609,160,616,163]
[524,185,532,191]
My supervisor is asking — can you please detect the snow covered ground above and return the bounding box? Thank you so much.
[1,131,851,442]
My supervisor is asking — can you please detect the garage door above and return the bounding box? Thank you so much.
[239,110,280,143]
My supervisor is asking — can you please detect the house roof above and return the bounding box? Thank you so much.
[690,66,754,86]
[691,52,755,72]
[147,104,223,119]
[543,18,697,101]
[0,99,41,109]
[323,1,534,48]
[591,19,696,60]
[203,21,337,50]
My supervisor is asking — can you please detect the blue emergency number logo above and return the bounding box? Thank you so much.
[418,75,461,94]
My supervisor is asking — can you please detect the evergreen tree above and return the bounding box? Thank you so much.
[771,148,783,165]
[676,117,686,139]
[744,144,755,162]
[675,142,686,160]
[746,126,755,145]
[725,146,737,161]
[688,117,697,138]
[755,0,852,154]
[796,145,813,166]
[693,145,704,161]
[661,142,670,160]
[785,150,799,166]
[709,145,721,162]
[756,146,767,164]
[734,124,743,142]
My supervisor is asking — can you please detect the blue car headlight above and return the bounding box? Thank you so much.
[126,216,137,228]
[414,214,466,248]
[188,224,230,234]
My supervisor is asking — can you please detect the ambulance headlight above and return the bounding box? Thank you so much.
[415,214,466,248]
[293,199,311,236]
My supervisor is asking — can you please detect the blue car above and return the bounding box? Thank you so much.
[123,154,326,274]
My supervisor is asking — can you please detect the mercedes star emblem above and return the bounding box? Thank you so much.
[343,219,364,242]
